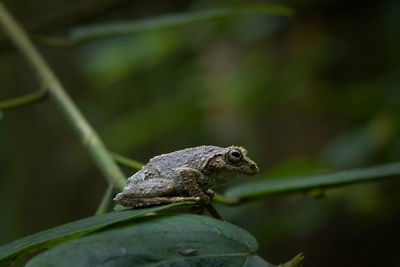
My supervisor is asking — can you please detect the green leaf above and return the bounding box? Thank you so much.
[0,202,196,265]
[26,214,274,267]
[71,5,294,43]
[224,162,400,201]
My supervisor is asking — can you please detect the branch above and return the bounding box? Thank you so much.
[0,83,48,110]
[0,2,126,189]
[212,193,240,205]
[95,183,114,215]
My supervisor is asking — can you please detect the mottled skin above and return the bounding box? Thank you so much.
[114,145,259,207]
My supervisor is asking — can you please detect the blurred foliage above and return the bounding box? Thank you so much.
[1,0,400,266]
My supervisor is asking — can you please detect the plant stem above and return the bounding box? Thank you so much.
[279,253,305,267]
[213,193,240,205]
[95,183,114,215]
[0,2,126,190]
[0,82,48,109]
[0,88,48,109]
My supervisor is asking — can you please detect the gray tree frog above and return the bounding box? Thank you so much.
[114,145,259,207]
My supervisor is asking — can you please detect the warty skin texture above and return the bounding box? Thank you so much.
[114,145,259,207]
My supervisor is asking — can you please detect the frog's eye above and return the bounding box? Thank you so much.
[228,149,242,164]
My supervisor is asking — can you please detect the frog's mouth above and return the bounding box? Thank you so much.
[241,159,259,175]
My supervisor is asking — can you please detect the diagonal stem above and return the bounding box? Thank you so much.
[95,182,115,215]
[0,2,126,190]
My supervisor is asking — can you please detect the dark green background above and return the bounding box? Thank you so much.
[1,0,400,266]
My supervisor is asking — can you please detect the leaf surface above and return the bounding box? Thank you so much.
[0,202,196,265]
[26,214,273,267]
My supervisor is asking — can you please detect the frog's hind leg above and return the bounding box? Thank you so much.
[116,178,174,198]
[114,196,201,208]
[114,178,197,207]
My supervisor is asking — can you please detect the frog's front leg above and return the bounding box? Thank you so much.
[206,189,216,198]
[178,167,211,205]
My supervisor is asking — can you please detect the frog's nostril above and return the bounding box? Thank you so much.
[244,161,259,175]
[250,162,259,172]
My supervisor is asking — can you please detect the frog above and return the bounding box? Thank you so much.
[114,145,259,208]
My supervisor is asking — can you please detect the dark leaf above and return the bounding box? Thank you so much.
[0,202,196,265]
[26,214,274,267]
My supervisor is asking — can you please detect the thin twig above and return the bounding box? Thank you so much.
[213,193,240,205]
[279,253,305,267]
[95,182,114,215]
[0,2,127,190]
[0,82,48,110]
[112,152,143,171]
[0,88,47,109]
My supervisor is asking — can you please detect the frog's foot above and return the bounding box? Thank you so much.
[115,196,202,208]
[178,167,212,205]
[206,189,216,199]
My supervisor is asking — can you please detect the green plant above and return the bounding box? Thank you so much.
[0,2,398,266]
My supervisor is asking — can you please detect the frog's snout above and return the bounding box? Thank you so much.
[243,159,259,175]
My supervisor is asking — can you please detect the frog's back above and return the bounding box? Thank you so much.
[126,145,226,185]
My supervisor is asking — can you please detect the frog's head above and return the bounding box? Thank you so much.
[224,146,259,175]
[206,146,259,177]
